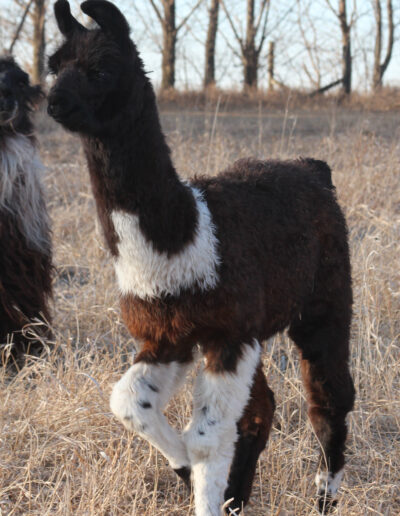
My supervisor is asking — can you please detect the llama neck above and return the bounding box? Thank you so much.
[82,87,198,257]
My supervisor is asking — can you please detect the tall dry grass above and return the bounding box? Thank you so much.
[1,105,399,515]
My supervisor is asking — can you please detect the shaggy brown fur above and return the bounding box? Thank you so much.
[48,2,354,514]
[0,56,52,367]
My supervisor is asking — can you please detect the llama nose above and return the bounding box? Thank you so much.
[47,91,74,119]
[0,85,13,111]
[0,85,12,98]
[0,98,14,115]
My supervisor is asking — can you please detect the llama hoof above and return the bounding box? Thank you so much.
[173,466,191,489]
[223,499,242,514]
[317,494,338,514]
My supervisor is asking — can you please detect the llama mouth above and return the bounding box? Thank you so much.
[0,103,18,126]
[48,106,83,130]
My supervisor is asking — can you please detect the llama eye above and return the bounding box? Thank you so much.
[96,71,109,81]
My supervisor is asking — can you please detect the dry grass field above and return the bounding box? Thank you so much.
[1,102,399,515]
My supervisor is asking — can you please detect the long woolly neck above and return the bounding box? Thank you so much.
[82,81,197,257]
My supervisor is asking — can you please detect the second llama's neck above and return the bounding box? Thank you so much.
[82,84,198,257]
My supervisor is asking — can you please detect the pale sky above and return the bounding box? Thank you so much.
[1,0,399,91]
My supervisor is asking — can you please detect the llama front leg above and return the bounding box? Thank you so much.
[184,340,261,516]
[110,356,192,480]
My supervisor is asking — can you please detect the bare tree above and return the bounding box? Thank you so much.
[372,0,394,89]
[221,0,271,90]
[148,0,203,90]
[326,0,356,95]
[204,0,219,88]
[32,0,46,84]
[296,0,323,90]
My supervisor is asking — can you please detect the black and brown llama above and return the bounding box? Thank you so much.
[0,56,52,367]
[48,1,355,514]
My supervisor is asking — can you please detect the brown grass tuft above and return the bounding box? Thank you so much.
[156,87,400,113]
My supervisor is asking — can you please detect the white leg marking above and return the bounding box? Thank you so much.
[110,360,192,469]
[184,341,261,516]
[315,468,344,496]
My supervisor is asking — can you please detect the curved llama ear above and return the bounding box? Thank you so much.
[54,0,87,37]
[80,0,131,46]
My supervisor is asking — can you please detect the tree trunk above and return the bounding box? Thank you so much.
[204,0,219,88]
[267,40,274,91]
[372,0,382,89]
[338,0,351,95]
[32,0,46,84]
[221,0,269,91]
[161,0,176,91]
[372,0,394,90]
[243,0,257,90]
[243,49,258,90]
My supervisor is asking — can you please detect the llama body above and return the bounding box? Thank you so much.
[49,2,355,514]
[0,57,52,366]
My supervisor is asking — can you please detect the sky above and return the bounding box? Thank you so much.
[0,0,399,91]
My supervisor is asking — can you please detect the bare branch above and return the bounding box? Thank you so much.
[324,0,338,18]
[131,3,162,52]
[9,0,34,53]
[148,0,163,24]
[256,1,271,55]
[349,0,358,27]
[220,0,244,52]
[309,77,344,97]
[218,27,242,59]
[176,0,204,33]
[254,0,269,34]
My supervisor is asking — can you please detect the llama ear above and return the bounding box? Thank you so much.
[54,0,87,37]
[80,0,130,46]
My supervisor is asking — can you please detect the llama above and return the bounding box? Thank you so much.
[48,1,355,514]
[0,56,52,368]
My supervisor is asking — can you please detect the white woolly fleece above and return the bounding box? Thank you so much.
[0,134,50,252]
[111,186,220,299]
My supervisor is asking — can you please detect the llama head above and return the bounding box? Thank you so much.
[0,56,43,136]
[48,0,147,135]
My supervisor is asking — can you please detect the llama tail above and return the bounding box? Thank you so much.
[301,158,333,189]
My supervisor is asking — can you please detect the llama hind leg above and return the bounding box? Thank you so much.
[184,340,261,516]
[110,356,193,480]
[224,363,275,513]
[289,311,355,513]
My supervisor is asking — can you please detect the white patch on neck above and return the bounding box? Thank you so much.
[111,186,220,299]
[0,134,50,252]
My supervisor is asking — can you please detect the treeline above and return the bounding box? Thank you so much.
[1,0,398,95]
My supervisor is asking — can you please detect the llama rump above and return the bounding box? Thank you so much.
[48,1,355,514]
[0,56,52,367]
